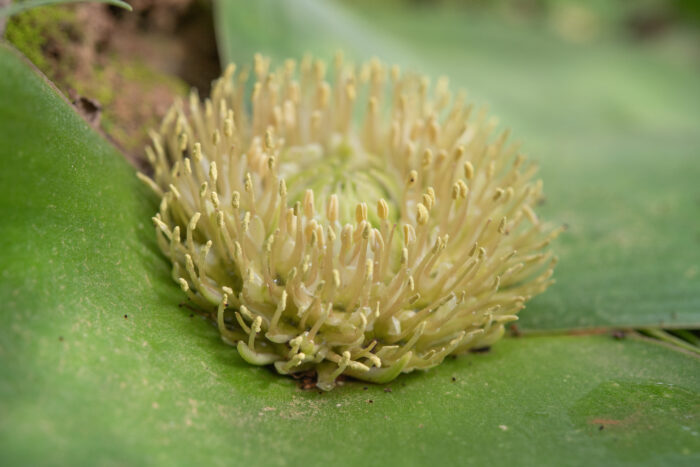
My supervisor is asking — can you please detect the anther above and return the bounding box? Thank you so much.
[279,179,287,198]
[498,217,507,234]
[244,173,253,192]
[265,128,274,150]
[463,161,474,180]
[303,189,315,218]
[188,212,201,231]
[377,199,389,220]
[422,193,434,211]
[403,225,415,245]
[453,145,465,160]
[457,180,468,198]
[327,194,339,223]
[422,149,433,167]
[416,203,429,225]
[178,133,188,152]
[209,162,218,184]
[355,203,368,223]
[426,187,436,204]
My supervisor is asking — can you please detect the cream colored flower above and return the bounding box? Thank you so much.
[140,53,560,390]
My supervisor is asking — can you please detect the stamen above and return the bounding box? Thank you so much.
[144,54,558,390]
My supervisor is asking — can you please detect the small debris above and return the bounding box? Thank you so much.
[509,324,522,337]
[299,379,316,390]
[451,376,457,382]
[292,370,318,390]
[612,330,626,340]
[368,399,373,404]
[72,95,102,127]
[499,425,508,431]
[58,336,64,342]
[124,314,128,319]
[384,387,392,393]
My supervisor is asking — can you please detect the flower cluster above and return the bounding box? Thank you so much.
[140,53,560,390]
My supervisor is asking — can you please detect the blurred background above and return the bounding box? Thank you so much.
[3,0,699,333]
[4,0,699,158]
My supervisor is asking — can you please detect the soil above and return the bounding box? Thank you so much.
[4,0,220,169]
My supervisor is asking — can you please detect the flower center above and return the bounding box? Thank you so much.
[279,135,401,226]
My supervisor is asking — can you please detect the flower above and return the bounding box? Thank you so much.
[139,53,561,390]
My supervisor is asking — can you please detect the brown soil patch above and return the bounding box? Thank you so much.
[5,0,220,168]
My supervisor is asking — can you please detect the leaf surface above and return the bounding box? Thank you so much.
[1,11,699,466]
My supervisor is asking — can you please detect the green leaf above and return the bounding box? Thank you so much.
[0,0,132,19]
[1,43,699,465]
[214,0,700,331]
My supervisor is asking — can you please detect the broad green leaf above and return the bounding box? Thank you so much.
[0,42,699,465]
[214,0,700,331]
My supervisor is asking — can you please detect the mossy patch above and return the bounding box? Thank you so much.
[5,6,79,75]
[85,59,189,154]
[4,4,191,160]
